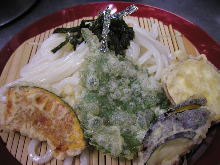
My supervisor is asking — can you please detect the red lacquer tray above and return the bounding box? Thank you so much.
[0,2,220,165]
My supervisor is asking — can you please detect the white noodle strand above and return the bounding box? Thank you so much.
[28,139,52,164]
[134,30,164,80]
[126,41,140,61]
[80,149,89,165]
[64,156,74,165]
[137,51,152,65]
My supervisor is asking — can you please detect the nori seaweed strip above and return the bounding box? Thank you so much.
[111,4,138,19]
[51,5,136,56]
[51,38,70,53]
[100,7,111,52]
[53,27,81,33]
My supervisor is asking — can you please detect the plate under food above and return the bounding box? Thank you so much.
[0,2,220,165]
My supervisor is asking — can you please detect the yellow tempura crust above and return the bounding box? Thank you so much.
[162,55,220,121]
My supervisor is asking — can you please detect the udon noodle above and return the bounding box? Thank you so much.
[14,18,170,96]
[0,18,170,165]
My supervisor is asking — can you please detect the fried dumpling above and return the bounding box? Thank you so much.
[0,85,85,160]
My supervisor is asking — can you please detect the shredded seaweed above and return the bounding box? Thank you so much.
[51,14,134,56]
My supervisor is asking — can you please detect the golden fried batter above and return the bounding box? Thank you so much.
[162,55,220,122]
[0,86,85,160]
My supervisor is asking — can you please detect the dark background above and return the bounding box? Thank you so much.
[0,0,220,50]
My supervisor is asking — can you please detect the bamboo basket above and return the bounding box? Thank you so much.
[0,16,199,165]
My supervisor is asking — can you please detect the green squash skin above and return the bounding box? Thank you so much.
[77,29,170,159]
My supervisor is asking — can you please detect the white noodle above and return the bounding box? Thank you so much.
[133,26,170,58]
[124,18,170,82]
[151,23,159,39]
[22,58,83,84]
[148,65,157,74]
[20,42,86,78]
[161,53,169,67]
[137,51,152,65]
[124,17,139,27]
[25,34,68,67]
[134,30,164,80]
[126,41,140,61]
[21,46,88,84]
[1,20,171,101]
[28,139,52,164]
[0,16,179,165]
[52,72,80,90]
[80,149,89,165]
[64,156,74,165]
[124,18,158,40]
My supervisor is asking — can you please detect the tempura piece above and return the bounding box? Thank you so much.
[162,55,220,122]
[143,98,212,165]
[0,85,85,160]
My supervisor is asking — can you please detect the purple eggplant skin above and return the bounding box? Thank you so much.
[142,107,211,164]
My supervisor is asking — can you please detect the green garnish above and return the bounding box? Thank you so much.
[51,14,134,56]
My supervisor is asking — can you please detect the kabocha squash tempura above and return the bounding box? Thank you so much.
[0,85,85,160]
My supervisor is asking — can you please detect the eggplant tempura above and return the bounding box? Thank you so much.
[142,98,212,165]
